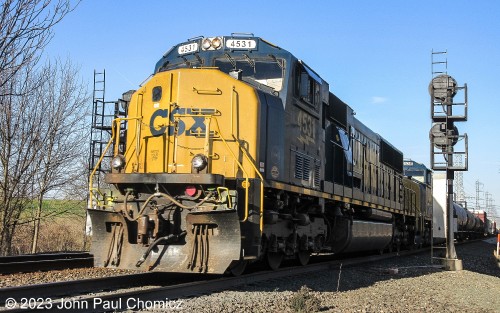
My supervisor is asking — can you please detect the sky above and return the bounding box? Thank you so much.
[44,0,500,222]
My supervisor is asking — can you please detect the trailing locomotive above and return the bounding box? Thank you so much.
[88,34,432,274]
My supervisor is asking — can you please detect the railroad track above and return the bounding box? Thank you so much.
[0,252,93,275]
[0,248,430,312]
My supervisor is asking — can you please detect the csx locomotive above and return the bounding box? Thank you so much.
[88,34,433,275]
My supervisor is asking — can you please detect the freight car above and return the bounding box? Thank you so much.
[88,34,432,274]
[488,220,498,236]
[453,203,484,240]
[474,210,498,237]
[433,177,495,242]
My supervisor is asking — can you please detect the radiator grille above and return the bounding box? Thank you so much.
[314,163,320,186]
[294,152,321,187]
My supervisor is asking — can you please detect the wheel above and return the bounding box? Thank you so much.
[266,252,283,270]
[226,260,247,276]
[297,251,310,266]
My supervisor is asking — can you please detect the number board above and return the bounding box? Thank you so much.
[226,39,257,50]
[178,42,199,55]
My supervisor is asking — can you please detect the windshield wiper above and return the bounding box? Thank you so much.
[194,53,203,66]
[269,54,284,69]
[243,54,255,73]
[181,56,191,67]
[224,53,236,69]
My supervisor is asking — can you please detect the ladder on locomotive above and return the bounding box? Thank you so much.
[88,70,128,191]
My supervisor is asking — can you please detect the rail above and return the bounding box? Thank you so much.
[0,252,93,275]
[0,246,431,312]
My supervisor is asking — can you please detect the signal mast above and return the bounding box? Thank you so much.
[429,50,468,271]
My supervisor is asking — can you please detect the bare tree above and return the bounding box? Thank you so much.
[30,59,89,253]
[0,59,89,255]
[0,0,73,95]
[0,0,78,255]
[0,65,46,255]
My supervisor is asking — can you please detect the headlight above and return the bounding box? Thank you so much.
[111,154,126,170]
[191,154,208,171]
[202,38,212,50]
[201,37,223,50]
[211,37,222,49]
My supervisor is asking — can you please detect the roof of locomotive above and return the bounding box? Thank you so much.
[403,159,431,172]
[154,34,295,74]
[152,34,410,173]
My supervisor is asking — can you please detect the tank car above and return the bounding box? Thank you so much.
[433,177,486,242]
[453,203,483,240]
[88,34,432,274]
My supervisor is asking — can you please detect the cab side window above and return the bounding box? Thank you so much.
[294,63,321,110]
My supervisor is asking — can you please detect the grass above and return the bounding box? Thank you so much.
[12,216,88,254]
[22,199,87,218]
[289,286,321,313]
[9,199,89,254]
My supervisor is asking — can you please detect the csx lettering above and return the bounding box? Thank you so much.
[149,108,205,136]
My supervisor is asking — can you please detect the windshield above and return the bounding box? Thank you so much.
[157,57,203,72]
[214,56,284,91]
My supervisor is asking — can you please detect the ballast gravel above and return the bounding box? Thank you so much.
[181,239,500,313]
[1,239,499,312]
[0,267,139,288]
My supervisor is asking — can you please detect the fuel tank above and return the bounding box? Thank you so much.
[333,219,393,253]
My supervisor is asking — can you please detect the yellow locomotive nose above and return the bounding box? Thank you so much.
[89,67,265,274]
[123,68,260,178]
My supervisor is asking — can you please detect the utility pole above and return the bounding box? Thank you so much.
[454,155,465,207]
[485,192,489,216]
[475,180,483,211]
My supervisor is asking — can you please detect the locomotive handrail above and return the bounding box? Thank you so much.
[232,134,265,232]
[171,109,265,232]
[89,187,113,208]
[211,117,265,233]
[210,117,250,218]
[192,87,222,95]
[88,121,117,209]
[88,117,141,209]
